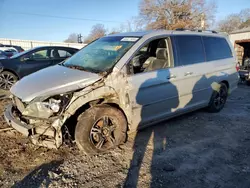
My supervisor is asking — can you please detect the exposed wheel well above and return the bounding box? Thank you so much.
[64,99,128,139]
[105,102,129,129]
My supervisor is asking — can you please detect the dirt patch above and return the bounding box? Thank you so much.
[0,85,250,187]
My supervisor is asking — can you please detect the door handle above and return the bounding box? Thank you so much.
[184,72,193,76]
[167,74,176,79]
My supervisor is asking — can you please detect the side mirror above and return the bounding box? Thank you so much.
[21,56,31,62]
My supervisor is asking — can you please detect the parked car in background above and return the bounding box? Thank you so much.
[238,54,250,85]
[0,46,78,89]
[4,30,239,154]
[0,47,19,58]
[0,44,24,53]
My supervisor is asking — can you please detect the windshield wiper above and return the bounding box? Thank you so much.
[65,64,88,71]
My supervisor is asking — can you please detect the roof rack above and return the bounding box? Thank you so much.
[175,28,217,34]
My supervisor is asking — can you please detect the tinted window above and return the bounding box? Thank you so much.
[175,35,205,66]
[203,37,232,61]
[26,50,49,60]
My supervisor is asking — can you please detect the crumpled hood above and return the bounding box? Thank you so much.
[11,65,101,102]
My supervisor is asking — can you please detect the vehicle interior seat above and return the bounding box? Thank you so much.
[53,50,60,58]
[144,48,169,72]
[144,39,169,72]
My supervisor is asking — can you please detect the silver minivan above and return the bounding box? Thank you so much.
[4,30,239,154]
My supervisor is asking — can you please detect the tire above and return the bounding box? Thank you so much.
[75,105,127,154]
[207,82,228,113]
[0,71,18,90]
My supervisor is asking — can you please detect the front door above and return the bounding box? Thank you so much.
[126,37,181,130]
[19,48,53,77]
[128,68,180,130]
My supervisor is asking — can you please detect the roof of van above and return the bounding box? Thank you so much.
[108,30,225,38]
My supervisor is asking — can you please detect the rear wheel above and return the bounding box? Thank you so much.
[75,105,127,154]
[207,83,228,113]
[0,71,18,90]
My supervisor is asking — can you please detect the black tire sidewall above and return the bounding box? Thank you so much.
[75,105,127,154]
[208,83,228,113]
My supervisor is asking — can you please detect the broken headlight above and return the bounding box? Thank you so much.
[22,94,71,119]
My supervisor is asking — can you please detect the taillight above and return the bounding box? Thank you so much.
[236,63,240,72]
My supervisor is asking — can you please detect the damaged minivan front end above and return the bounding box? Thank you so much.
[4,64,103,149]
[4,35,138,151]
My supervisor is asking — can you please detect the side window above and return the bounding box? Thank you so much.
[28,50,49,60]
[175,35,205,66]
[51,49,74,59]
[203,37,232,61]
[66,51,73,57]
[129,37,172,74]
[58,50,67,58]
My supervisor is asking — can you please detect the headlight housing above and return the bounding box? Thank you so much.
[22,94,72,119]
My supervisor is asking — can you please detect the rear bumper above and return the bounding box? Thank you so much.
[4,104,33,137]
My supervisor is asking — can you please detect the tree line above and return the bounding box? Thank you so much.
[64,0,250,44]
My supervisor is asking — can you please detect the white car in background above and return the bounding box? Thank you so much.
[0,47,18,58]
[0,50,8,59]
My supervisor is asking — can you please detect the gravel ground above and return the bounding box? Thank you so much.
[0,85,250,188]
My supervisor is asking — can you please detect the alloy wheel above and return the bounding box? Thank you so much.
[0,72,16,90]
[90,116,117,151]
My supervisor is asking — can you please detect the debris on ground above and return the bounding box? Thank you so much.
[0,85,250,187]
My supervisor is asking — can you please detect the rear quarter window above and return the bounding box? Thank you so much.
[203,36,232,61]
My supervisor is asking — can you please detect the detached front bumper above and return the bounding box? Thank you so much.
[4,104,63,149]
[4,104,33,136]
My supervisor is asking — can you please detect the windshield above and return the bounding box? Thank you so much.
[10,47,36,58]
[63,36,139,73]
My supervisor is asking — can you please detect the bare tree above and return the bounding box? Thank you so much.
[217,8,250,33]
[84,24,107,43]
[108,17,145,35]
[217,15,242,33]
[239,8,250,23]
[138,0,217,30]
[64,33,78,43]
[239,19,250,29]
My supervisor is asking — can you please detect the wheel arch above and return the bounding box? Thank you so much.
[2,69,20,79]
[64,91,130,131]
[221,80,229,90]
